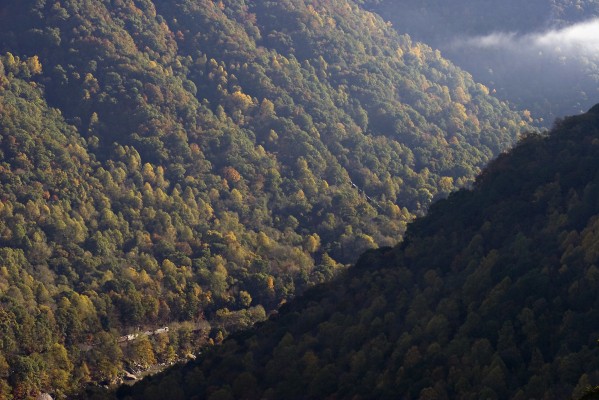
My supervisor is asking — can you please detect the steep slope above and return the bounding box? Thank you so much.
[362,0,599,124]
[0,0,528,397]
[121,105,599,400]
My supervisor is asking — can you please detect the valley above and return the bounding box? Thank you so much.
[0,0,596,399]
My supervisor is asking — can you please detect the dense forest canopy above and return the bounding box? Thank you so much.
[120,105,599,400]
[362,0,599,124]
[0,0,529,397]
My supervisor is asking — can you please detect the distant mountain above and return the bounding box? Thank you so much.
[0,0,530,397]
[362,0,599,124]
[120,105,599,400]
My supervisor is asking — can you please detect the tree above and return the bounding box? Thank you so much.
[88,332,122,382]
[9,355,43,399]
[128,335,157,370]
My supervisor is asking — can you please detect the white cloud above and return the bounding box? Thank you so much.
[532,19,599,53]
[453,18,599,57]
[462,32,518,48]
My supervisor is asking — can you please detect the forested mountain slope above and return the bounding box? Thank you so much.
[362,0,599,124]
[0,0,528,397]
[121,105,599,399]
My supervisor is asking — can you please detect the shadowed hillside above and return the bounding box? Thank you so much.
[120,105,599,400]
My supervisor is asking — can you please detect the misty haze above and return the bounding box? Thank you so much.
[365,1,599,124]
[455,18,599,53]
[448,18,599,123]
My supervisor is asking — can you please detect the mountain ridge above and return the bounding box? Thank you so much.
[119,104,599,399]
